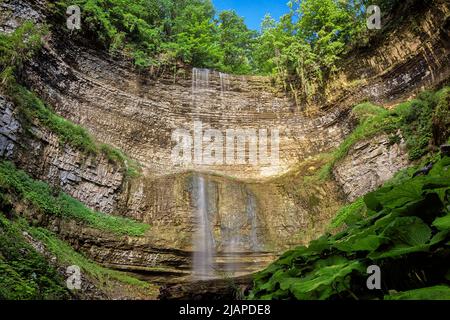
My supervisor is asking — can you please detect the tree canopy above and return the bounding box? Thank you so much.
[55,0,406,96]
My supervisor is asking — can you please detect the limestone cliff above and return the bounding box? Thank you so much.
[1,0,449,287]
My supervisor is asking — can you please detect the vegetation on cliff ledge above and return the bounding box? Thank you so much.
[0,212,157,300]
[0,22,140,177]
[320,87,450,179]
[52,0,417,102]
[249,155,450,300]
[0,161,149,236]
[0,213,69,299]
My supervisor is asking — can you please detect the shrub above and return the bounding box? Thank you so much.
[249,156,450,300]
[0,161,149,236]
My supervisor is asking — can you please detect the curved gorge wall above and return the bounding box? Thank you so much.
[1,0,449,278]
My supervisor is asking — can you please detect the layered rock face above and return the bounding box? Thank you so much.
[325,0,450,109]
[1,0,449,279]
[23,43,352,180]
[0,96,125,214]
[16,18,353,255]
[333,134,410,202]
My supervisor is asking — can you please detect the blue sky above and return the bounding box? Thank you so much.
[212,0,289,31]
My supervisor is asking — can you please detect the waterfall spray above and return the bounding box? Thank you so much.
[247,192,261,251]
[192,175,215,280]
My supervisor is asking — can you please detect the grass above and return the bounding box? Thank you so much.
[0,211,156,299]
[319,87,450,179]
[0,161,149,236]
[0,213,69,300]
[12,85,98,153]
[319,102,399,179]
[1,23,141,178]
[10,85,141,178]
[28,226,152,291]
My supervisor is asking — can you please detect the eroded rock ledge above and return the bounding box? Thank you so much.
[0,96,125,214]
[333,134,410,201]
[0,0,448,276]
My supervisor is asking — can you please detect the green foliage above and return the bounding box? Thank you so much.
[319,102,398,179]
[29,226,151,289]
[54,0,256,74]
[252,0,369,101]
[12,85,141,177]
[99,144,141,178]
[321,87,450,178]
[0,211,152,299]
[396,88,450,160]
[9,83,140,176]
[432,87,450,146]
[0,21,46,89]
[249,156,450,300]
[0,20,141,177]
[217,10,256,74]
[0,161,149,236]
[0,214,69,300]
[51,0,395,81]
[385,285,450,300]
[12,85,98,154]
[330,198,366,230]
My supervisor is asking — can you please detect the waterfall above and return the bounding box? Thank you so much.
[192,67,210,116]
[189,67,262,279]
[219,72,230,96]
[192,68,210,96]
[246,192,261,251]
[192,175,216,280]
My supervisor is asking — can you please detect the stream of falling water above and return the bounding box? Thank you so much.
[192,175,215,280]
[192,68,210,112]
[219,72,230,97]
[190,68,264,280]
[247,192,261,252]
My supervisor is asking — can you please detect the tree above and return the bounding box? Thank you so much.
[217,10,255,74]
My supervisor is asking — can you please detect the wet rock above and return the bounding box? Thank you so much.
[159,275,252,300]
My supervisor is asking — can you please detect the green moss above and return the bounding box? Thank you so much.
[1,23,141,178]
[0,210,154,299]
[0,161,149,236]
[10,85,141,178]
[0,22,46,89]
[11,85,98,154]
[99,144,141,178]
[319,103,399,179]
[329,197,366,230]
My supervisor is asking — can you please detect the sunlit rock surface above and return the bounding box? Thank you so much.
[1,0,449,281]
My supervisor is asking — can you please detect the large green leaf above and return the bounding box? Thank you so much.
[369,244,429,259]
[382,217,431,246]
[433,213,450,231]
[376,179,425,210]
[249,156,450,300]
[334,231,385,253]
[279,260,363,300]
[384,285,450,300]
